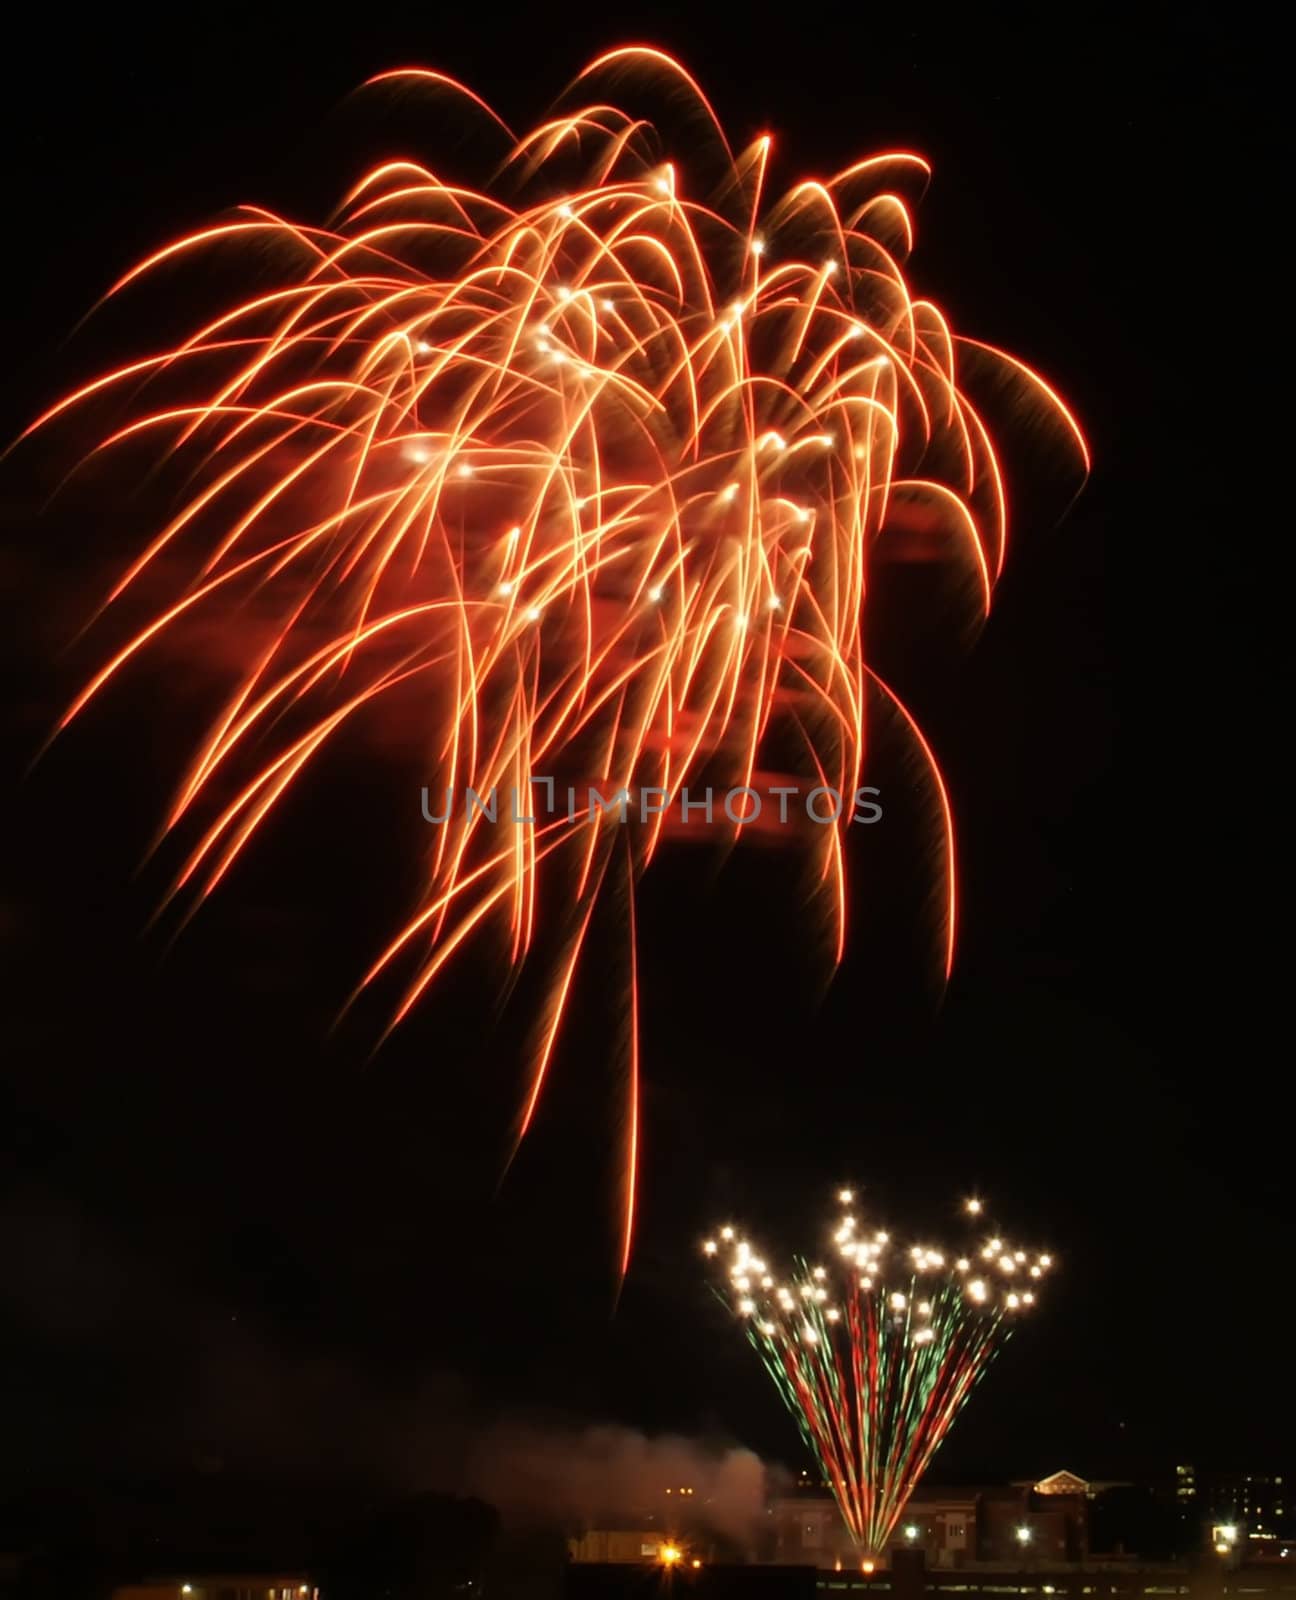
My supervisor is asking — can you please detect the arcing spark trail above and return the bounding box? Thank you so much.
[27,49,1087,1268]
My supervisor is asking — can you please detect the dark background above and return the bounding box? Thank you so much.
[0,0,1280,1537]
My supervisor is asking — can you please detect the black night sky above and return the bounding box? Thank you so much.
[0,0,1282,1545]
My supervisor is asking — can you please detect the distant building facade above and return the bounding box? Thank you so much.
[1214,1473,1290,1540]
[568,1530,693,1565]
[1156,1466,1294,1559]
[110,1580,316,1600]
[768,1471,1104,1571]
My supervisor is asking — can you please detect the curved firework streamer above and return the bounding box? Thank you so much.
[24,51,1086,1269]
[704,1192,1055,1554]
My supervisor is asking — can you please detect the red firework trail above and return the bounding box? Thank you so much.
[23,49,1087,1270]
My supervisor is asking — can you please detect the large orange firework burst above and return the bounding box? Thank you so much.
[28,49,1086,1270]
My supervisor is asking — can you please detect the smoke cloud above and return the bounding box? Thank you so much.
[463,1420,772,1543]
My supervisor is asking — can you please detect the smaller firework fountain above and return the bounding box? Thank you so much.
[703,1190,1054,1557]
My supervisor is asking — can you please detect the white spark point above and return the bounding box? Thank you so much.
[647,585,664,603]
[525,606,542,622]
[751,238,766,257]
[416,339,431,354]
[458,463,474,478]
[497,581,514,597]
